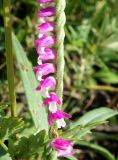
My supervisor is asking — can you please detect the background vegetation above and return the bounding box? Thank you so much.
[0,0,118,159]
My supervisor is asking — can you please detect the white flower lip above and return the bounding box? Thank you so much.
[40,87,50,98]
[49,102,57,113]
[56,118,66,128]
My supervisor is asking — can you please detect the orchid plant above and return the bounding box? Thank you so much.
[34,0,73,156]
[1,0,118,159]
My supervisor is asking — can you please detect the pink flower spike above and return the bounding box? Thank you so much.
[37,0,54,3]
[48,109,72,128]
[51,138,74,157]
[37,6,56,17]
[37,22,55,34]
[37,48,57,64]
[33,63,55,81]
[35,36,56,47]
[36,77,56,98]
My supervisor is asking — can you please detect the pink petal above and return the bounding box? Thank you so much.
[53,109,72,119]
[48,109,71,126]
[36,76,56,91]
[37,6,55,17]
[48,113,53,125]
[37,22,55,34]
[38,49,56,62]
[33,63,55,76]
[51,138,73,157]
[36,47,56,55]
[43,93,61,106]
[37,0,54,3]
[35,36,56,47]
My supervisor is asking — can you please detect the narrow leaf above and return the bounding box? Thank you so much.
[76,141,115,160]
[94,69,118,84]
[64,156,78,160]
[70,107,118,129]
[12,33,48,132]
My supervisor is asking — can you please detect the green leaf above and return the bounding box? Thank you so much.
[0,154,11,160]
[0,103,10,111]
[70,107,118,129]
[64,156,78,160]
[0,103,9,117]
[62,121,106,139]
[62,107,118,139]
[92,1,107,26]
[8,130,47,158]
[98,49,118,62]
[0,145,11,160]
[102,34,118,52]
[61,125,91,139]
[76,141,115,160]
[66,0,80,15]
[0,145,6,157]
[0,117,24,141]
[94,69,118,84]
[12,33,48,132]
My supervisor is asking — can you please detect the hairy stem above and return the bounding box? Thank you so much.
[55,0,66,107]
[3,0,16,117]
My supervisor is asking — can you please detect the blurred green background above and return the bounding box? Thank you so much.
[0,0,118,159]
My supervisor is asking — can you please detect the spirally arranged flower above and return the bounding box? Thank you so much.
[48,109,72,128]
[34,0,74,157]
[51,138,74,156]
[36,77,56,98]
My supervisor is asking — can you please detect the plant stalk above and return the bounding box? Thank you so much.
[3,0,16,117]
[55,0,66,108]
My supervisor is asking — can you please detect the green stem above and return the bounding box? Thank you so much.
[3,0,16,117]
[55,0,66,107]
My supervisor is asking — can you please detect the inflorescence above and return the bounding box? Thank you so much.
[34,0,73,156]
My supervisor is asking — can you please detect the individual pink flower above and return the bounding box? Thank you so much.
[48,109,72,128]
[35,35,56,47]
[37,22,55,34]
[51,138,74,156]
[37,0,54,3]
[36,77,56,98]
[43,93,61,113]
[37,48,57,64]
[36,46,45,54]
[36,46,56,55]
[37,6,56,17]
[33,63,55,81]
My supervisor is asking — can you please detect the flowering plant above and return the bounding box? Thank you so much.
[1,0,118,159]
